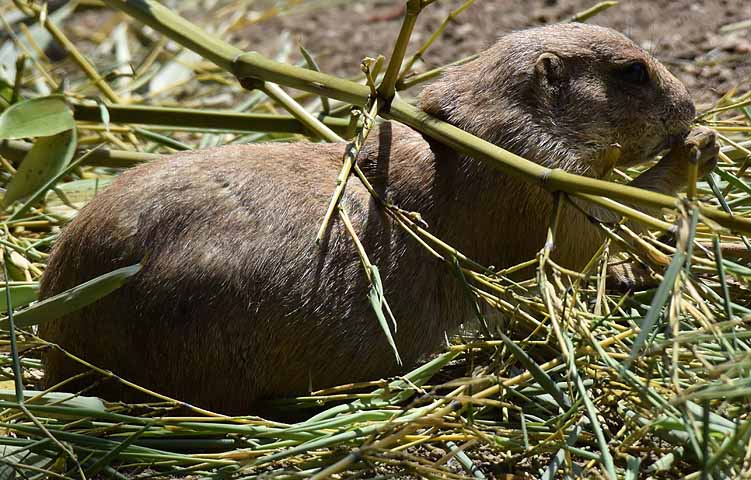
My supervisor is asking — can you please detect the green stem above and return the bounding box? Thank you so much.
[258,82,342,142]
[299,44,331,114]
[568,1,619,22]
[11,54,26,104]
[378,0,422,102]
[0,139,157,167]
[573,193,673,232]
[316,101,379,244]
[72,102,350,135]
[233,51,370,106]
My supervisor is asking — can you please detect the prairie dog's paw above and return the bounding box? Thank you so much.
[668,126,720,176]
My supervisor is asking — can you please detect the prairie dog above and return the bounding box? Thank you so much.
[40,23,717,413]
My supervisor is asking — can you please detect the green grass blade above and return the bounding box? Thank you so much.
[499,332,569,409]
[625,250,685,369]
[564,333,617,480]
[0,285,38,313]
[367,265,402,365]
[1,264,141,329]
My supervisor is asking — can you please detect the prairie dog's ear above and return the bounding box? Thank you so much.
[535,52,565,84]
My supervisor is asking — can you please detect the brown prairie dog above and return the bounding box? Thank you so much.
[39,23,718,413]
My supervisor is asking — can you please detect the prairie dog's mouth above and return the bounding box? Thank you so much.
[666,130,691,147]
[649,130,691,158]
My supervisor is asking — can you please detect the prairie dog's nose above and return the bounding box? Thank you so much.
[662,94,695,136]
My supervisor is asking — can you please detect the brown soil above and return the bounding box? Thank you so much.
[230,0,751,105]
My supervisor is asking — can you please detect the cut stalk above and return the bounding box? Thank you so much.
[315,101,378,244]
[378,0,422,102]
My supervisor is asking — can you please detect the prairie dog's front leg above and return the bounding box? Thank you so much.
[605,127,719,289]
[629,126,719,198]
[578,127,719,225]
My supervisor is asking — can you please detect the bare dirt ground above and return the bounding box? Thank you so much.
[231,0,751,105]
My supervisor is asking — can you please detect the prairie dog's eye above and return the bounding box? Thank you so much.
[618,62,650,85]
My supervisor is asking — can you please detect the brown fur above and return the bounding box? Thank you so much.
[40,24,713,414]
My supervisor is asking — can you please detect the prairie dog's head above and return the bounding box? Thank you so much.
[419,23,695,177]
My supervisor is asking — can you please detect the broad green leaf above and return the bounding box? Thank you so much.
[0,95,74,140]
[0,284,38,313]
[1,263,141,329]
[8,138,103,223]
[3,128,77,207]
[44,178,114,221]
